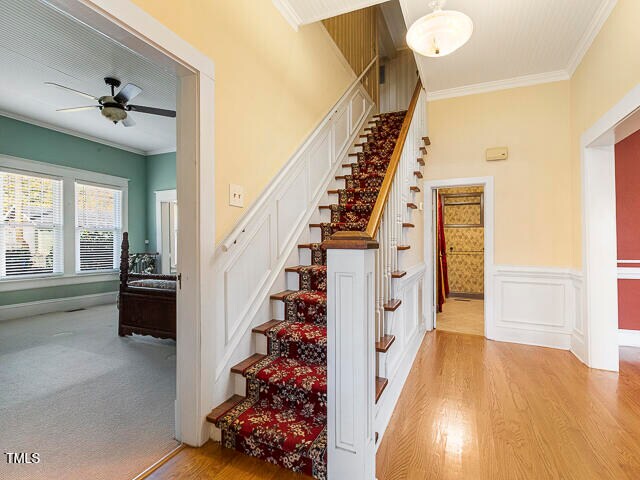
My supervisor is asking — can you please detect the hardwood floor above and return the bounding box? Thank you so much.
[437,298,484,336]
[145,332,640,479]
[377,332,640,480]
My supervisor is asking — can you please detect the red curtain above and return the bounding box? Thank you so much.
[437,193,450,312]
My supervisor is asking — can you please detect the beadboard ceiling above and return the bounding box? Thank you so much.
[274,0,616,100]
[0,0,177,155]
[400,0,616,98]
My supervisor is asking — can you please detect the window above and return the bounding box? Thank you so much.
[75,183,122,272]
[0,170,63,278]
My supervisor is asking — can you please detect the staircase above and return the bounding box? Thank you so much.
[206,108,424,478]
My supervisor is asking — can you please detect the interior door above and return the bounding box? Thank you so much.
[432,189,439,329]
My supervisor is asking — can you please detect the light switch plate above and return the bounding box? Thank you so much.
[229,184,244,208]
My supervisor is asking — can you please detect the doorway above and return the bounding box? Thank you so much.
[435,186,485,336]
[424,176,495,339]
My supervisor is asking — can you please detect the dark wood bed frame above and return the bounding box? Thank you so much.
[118,232,176,340]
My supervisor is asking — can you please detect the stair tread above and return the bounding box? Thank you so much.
[319,205,332,210]
[285,265,327,273]
[407,203,418,209]
[420,146,427,153]
[414,171,423,179]
[375,335,396,353]
[231,353,267,375]
[403,223,415,228]
[309,223,322,228]
[410,186,420,192]
[270,290,296,301]
[423,136,431,145]
[252,319,283,335]
[327,190,339,194]
[383,299,402,311]
[206,394,245,424]
[417,158,425,166]
[398,245,411,251]
[253,356,327,394]
[375,376,388,403]
[391,271,407,278]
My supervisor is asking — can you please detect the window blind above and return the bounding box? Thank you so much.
[1,170,63,278]
[75,182,122,272]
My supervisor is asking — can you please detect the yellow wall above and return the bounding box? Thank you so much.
[427,81,572,267]
[131,0,355,242]
[569,0,640,266]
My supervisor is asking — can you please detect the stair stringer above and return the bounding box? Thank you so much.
[208,84,375,440]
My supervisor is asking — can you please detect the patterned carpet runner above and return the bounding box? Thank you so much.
[214,111,407,479]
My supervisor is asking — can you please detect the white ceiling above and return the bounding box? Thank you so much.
[0,0,177,155]
[399,0,616,98]
[274,0,616,100]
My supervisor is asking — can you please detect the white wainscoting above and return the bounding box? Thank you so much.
[0,292,117,322]
[492,266,583,351]
[375,263,426,447]
[209,83,374,413]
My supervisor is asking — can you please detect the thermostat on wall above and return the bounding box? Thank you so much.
[486,147,508,161]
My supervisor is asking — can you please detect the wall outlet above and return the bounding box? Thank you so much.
[229,184,244,208]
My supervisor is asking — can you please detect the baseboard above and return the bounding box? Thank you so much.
[0,292,117,321]
[619,329,640,347]
[375,327,425,450]
[492,325,572,350]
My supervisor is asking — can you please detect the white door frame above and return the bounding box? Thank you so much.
[423,176,495,338]
[155,189,177,272]
[50,0,216,446]
[580,83,640,372]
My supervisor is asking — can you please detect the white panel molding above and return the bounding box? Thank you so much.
[493,266,583,350]
[618,267,640,279]
[566,0,618,76]
[427,70,570,102]
[619,329,640,347]
[210,83,374,399]
[0,291,117,322]
[375,263,426,447]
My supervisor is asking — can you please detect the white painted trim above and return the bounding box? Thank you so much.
[0,291,116,321]
[0,154,129,188]
[618,259,640,264]
[50,0,217,447]
[147,147,177,156]
[423,176,495,338]
[618,267,640,279]
[619,329,640,347]
[566,0,618,76]
[0,272,117,292]
[427,70,570,102]
[155,189,177,272]
[219,59,375,252]
[580,84,640,372]
[0,110,148,156]
[270,0,303,31]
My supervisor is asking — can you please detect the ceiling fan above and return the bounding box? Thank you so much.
[45,77,176,127]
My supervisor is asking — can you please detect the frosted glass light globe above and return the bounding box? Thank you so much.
[406,8,473,57]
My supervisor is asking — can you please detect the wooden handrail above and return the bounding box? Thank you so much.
[325,79,423,249]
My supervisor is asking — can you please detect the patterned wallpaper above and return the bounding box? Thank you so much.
[440,186,484,295]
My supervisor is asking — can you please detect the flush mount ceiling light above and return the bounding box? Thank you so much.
[406,0,473,58]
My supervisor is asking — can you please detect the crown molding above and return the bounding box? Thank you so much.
[271,0,303,31]
[427,70,570,102]
[423,0,617,101]
[0,110,149,155]
[566,0,617,76]
[146,146,177,156]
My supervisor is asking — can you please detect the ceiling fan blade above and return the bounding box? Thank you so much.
[45,82,99,101]
[122,114,136,127]
[114,83,142,104]
[56,106,100,113]
[127,104,176,118]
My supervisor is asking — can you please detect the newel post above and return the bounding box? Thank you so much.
[324,235,378,479]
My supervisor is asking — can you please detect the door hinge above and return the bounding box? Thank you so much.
[177,273,182,289]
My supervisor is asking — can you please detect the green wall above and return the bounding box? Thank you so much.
[146,152,177,252]
[0,115,171,307]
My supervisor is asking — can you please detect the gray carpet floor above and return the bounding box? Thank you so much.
[0,304,178,480]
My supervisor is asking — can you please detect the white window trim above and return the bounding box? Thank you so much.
[0,154,128,290]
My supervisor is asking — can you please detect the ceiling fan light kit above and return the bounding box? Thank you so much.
[406,0,473,58]
[45,76,176,127]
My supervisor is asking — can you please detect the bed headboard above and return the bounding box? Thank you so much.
[120,232,130,290]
